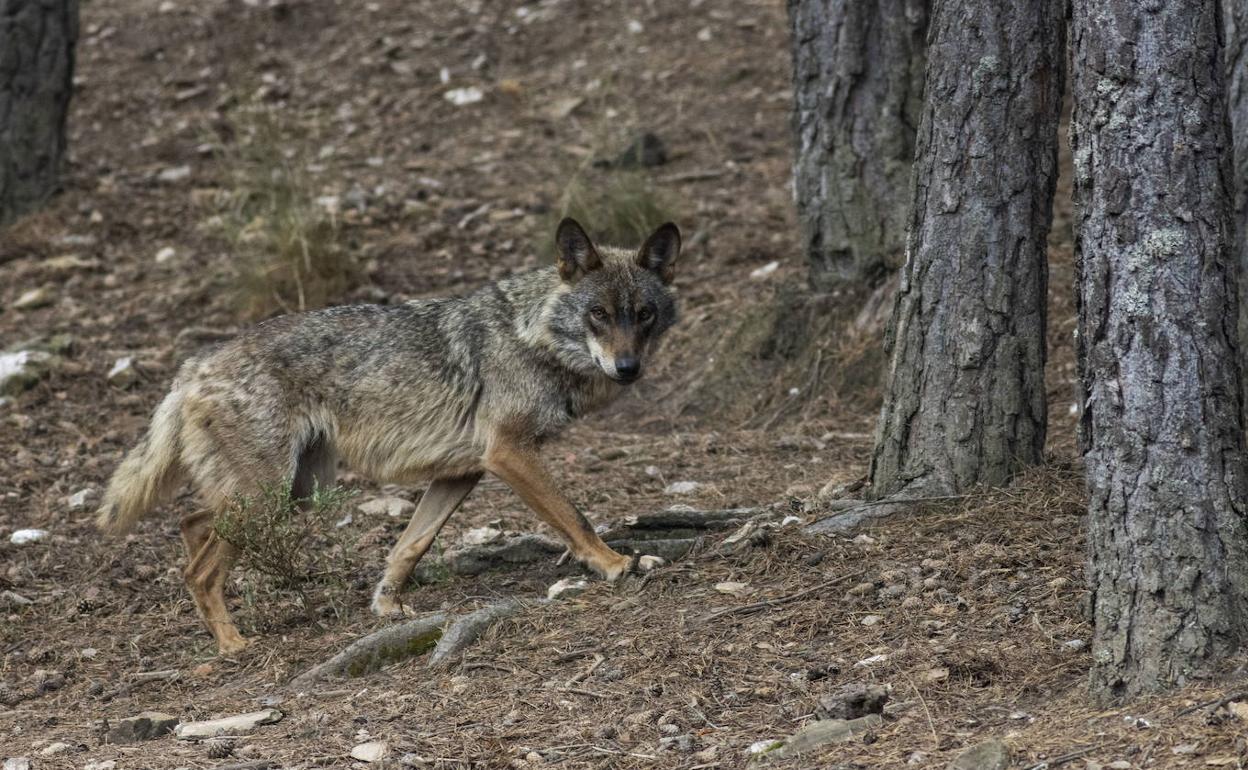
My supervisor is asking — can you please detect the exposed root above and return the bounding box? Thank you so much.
[427,599,530,669]
[290,612,447,687]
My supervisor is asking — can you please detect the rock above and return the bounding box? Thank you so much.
[158,165,191,183]
[444,86,484,106]
[154,246,177,264]
[0,591,32,608]
[108,711,180,743]
[351,741,389,762]
[658,734,694,752]
[13,287,52,310]
[83,761,115,770]
[0,350,54,396]
[66,488,97,510]
[106,357,140,388]
[750,261,780,280]
[880,584,908,600]
[40,742,71,756]
[9,529,48,545]
[761,714,882,761]
[358,496,415,518]
[2,759,30,770]
[547,578,589,601]
[816,683,889,720]
[948,738,1009,770]
[664,481,701,495]
[461,526,503,546]
[173,708,283,740]
[1063,638,1087,651]
[714,581,749,596]
[861,615,883,626]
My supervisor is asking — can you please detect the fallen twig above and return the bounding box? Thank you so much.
[1176,690,1248,717]
[695,570,867,625]
[1021,746,1095,770]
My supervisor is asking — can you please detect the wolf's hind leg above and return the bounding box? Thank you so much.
[180,511,248,654]
[291,433,337,505]
[485,441,655,581]
[370,473,483,617]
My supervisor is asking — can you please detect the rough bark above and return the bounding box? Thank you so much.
[867,0,1063,498]
[787,0,927,293]
[1072,0,1248,702]
[0,0,77,225]
[1225,0,1248,404]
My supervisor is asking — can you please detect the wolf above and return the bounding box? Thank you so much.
[96,218,682,654]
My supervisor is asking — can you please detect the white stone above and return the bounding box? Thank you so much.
[83,762,115,770]
[444,87,483,106]
[154,247,176,263]
[107,357,139,388]
[173,708,283,740]
[358,496,415,518]
[350,741,389,762]
[462,526,503,546]
[66,489,96,510]
[664,481,701,495]
[861,615,884,627]
[13,288,52,309]
[749,261,780,279]
[40,743,71,756]
[9,529,48,545]
[2,759,31,770]
[546,578,589,601]
[714,581,749,596]
[158,165,191,182]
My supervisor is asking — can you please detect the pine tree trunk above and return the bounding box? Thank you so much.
[1225,0,1248,405]
[1072,0,1248,702]
[866,0,1062,498]
[0,0,78,225]
[787,0,927,293]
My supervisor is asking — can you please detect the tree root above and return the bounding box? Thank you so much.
[291,612,447,687]
[427,599,530,669]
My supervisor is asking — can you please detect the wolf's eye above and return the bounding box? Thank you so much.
[638,307,654,323]
[590,306,609,322]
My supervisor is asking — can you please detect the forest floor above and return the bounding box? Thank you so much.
[3,0,1247,768]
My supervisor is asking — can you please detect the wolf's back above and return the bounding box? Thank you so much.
[95,387,187,534]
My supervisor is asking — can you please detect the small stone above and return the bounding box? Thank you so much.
[1106,762,1131,770]
[173,708,283,740]
[750,261,780,280]
[66,488,97,510]
[462,526,503,546]
[13,288,52,310]
[901,596,923,609]
[0,591,33,608]
[880,584,908,600]
[658,734,694,752]
[154,246,177,264]
[664,481,701,495]
[358,496,415,518]
[1172,744,1198,755]
[108,711,180,743]
[763,714,882,760]
[923,667,950,683]
[40,743,71,756]
[546,578,589,601]
[83,761,115,770]
[444,86,484,106]
[0,350,53,396]
[106,357,140,388]
[350,741,389,762]
[158,165,191,183]
[1063,639,1087,651]
[816,683,888,720]
[853,534,877,546]
[948,738,1009,770]
[2,759,30,770]
[714,581,749,596]
[9,529,48,545]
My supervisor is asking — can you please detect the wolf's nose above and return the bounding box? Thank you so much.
[615,357,640,380]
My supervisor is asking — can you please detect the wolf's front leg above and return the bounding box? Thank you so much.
[484,439,664,581]
[371,473,482,617]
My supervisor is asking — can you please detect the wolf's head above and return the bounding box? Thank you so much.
[546,218,681,384]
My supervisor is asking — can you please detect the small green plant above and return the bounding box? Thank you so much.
[210,105,355,319]
[214,481,356,589]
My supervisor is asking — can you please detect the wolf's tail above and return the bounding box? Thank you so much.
[96,388,187,535]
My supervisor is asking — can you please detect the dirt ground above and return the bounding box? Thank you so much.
[3,0,1248,768]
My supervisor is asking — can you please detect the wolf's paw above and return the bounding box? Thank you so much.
[370,585,408,618]
[217,633,250,656]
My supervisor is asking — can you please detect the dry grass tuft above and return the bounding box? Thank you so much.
[210,106,355,320]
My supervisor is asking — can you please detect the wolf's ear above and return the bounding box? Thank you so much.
[637,222,681,284]
[555,218,603,282]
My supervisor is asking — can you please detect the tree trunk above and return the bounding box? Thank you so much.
[0,0,78,225]
[866,0,1062,498]
[787,0,927,293]
[1072,0,1248,702]
[1225,0,1248,407]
